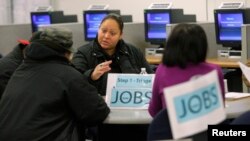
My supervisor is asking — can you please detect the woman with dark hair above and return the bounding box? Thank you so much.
[72,13,153,96]
[148,23,225,117]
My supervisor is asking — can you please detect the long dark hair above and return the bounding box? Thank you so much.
[162,23,208,68]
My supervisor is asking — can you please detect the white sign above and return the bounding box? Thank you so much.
[106,73,155,109]
[238,61,250,82]
[164,70,226,139]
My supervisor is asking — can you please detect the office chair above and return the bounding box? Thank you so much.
[231,110,250,125]
[147,109,207,141]
[147,108,172,140]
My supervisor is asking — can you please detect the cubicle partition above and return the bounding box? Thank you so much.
[40,22,155,54]
[198,22,225,58]
[166,22,224,58]
[0,22,154,56]
[241,24,250,64]
[122,22,156,53]
[48,22,224,58]
[0,22,223,58]
[0,24,32,56]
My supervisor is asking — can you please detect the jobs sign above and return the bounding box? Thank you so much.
[164,70,226,139]
[106,73,155,109]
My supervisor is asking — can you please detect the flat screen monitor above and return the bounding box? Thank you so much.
[31,12,51,33]
[214,9,245,50]
[83,10,120,41]
[144,9,171,48]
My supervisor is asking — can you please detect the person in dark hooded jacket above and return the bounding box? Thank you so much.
[0,32,41,99]
[0,27,110,141]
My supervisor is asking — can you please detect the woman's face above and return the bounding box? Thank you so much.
[97,18,122,52]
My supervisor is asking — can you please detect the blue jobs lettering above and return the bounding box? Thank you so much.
[173,83,220,123]
[110,87,152,107]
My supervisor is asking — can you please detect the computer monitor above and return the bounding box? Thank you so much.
[31,11,78,33]
[31,12,52,33]
[83,10,120,41]
[214,9,245,50]
[144,9,172,48]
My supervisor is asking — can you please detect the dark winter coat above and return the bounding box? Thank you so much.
[0,41,110,141]
[72,39,154,96]
[0,44,25,98]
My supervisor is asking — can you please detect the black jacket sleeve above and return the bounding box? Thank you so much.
[67,75,110,126]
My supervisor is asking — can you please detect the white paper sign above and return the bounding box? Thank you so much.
[238,61,250,82]
[106,73,155,109]
[164,70,226,139]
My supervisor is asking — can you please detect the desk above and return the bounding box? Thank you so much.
[104,109,152,124]
[225,97,250,119]
[206,58,239,68]
[146,56,239,68]
[99,97,250,140]
[146,56,162,65]
[103,97,250,124]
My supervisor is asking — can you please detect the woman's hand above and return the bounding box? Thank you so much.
[91,60,112,81]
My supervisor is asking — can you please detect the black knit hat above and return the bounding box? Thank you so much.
[39,27,75,52]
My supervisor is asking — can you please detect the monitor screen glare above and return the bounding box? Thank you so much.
[217,13,243,41]
[31,14,51,32]
[85,13,107,39]
[146,12,170,39]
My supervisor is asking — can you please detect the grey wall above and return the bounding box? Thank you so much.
[0,24,32,56]
[52,0,208,22]
[0,0,11,24]
[2,0,250,24]
[52,0,250,23]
